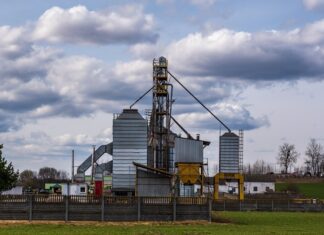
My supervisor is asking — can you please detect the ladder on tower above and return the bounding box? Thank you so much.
[239,129,244,174]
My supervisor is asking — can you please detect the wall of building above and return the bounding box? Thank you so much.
[1,186,23,195]
[174,137,203,164]
[137,169,172,197]
[215,181,275,194]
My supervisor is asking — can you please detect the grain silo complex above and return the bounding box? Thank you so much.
[72,56,244,200]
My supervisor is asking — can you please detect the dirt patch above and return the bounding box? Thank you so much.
[0,220,210,227]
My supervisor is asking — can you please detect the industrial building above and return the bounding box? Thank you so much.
[72,57,244,200]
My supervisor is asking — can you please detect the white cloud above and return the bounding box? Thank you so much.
[175,103,269,131]
[156,0,216,7]
[33,5,158,45]
[129,43,162,59]
[8,5,324,133]
[166,20,324,81]
[190,0,217,7]
[303,0,324,10]
[0,26,30,58]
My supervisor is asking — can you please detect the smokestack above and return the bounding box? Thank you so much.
[71,150,74,183]
[196,134,200,140]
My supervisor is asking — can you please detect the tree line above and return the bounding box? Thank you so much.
[0,144,69,192]
[245,138,324,175]
[18,167,69,190]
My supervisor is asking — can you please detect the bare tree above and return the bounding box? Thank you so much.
[19,170,38,189]
[243,160,274,175]
[57,170,69,180]
[252,160,266,174]
[305,139,323,175]
[277,143,299,174]
[38,167,58,180]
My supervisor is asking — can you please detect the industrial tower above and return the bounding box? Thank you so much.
[150,57,172,171]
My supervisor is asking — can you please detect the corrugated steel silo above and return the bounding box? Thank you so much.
[219,132,239,173]
[112,109,147,192]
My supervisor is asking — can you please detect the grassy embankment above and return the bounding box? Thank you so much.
[276,182,324,199]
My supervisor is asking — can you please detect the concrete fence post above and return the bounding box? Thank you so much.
[28,195,33,222]
[101,195,105,222]
[65,196,69,222]
[137,197,141,221]
[272,200,274,211]
[173,197,176,222]
[208,198,212,223]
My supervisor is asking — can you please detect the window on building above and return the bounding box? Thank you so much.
[253,186,258,192]
[80,187,86,193]
[266,186,270,191]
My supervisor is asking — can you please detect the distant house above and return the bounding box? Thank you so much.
[244,174,275,194]
[45,183,88,195]
[244,181,275,194]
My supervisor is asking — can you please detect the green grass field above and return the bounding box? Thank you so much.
[1,212,324,235]
[276,182,324,199]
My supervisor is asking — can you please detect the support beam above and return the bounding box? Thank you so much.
[214,172,244,201]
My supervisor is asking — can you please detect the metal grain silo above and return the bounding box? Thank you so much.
[219,132,239,173]
[112,109,147,194]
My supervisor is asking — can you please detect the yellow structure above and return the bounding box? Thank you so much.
[214,172,244,200]
[177,163,204,196]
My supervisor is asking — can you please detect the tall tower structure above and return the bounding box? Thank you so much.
[150,57,172,171]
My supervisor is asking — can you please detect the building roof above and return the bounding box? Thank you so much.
[244,174,276,182]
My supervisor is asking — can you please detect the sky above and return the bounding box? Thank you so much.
[1,0,324,176]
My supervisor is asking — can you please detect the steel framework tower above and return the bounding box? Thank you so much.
[150,57,172,171]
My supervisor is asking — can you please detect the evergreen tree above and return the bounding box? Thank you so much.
[0,144,19,192]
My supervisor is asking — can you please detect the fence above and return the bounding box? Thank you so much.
[0,195,210,222]
[1,196,324,222]
[212,199,324,212]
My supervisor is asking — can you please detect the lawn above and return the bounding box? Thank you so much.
[276,182,324,199]
[0,212,324,235]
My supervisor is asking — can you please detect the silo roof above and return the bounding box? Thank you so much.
[221,132,239,137]
[117,109,144,120]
